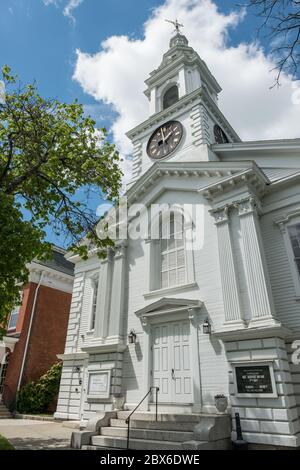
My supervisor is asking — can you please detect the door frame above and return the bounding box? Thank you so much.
[135,298,203,412]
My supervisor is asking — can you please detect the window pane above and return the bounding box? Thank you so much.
[161,271,168,289]
[161,254,168,271]
[177,267,186,285]
[288,224,300,276]
[90,280,98,330]
[177,249,185,267]
[169,270,177,287]
[159,211,187,289]
[169,251,176,269]
[8,307,20,329]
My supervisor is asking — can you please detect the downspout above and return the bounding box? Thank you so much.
[16,271,45,397]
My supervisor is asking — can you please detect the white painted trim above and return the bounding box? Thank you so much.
[144,282,198,299]
[137,301,202,411]
[86,369,112,400]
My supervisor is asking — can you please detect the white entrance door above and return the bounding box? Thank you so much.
[151,320,193,404]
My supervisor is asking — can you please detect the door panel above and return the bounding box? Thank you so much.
[152,320,193,404]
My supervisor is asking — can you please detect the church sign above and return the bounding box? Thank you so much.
[233,362,277,398]
[87,370,111,399]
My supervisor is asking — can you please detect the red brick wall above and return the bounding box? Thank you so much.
[3,282,72,408]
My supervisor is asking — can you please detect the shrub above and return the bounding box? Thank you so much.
[17,362,62,414]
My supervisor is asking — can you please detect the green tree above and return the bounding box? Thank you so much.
[0,66,122,325]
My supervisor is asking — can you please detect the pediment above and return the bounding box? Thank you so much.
[135,297,202,319]
[127,161,253,204]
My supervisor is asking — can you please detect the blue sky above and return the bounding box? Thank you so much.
[1,0,298,248]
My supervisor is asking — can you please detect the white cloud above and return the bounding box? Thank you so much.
[43,0,84,21]
[63,0,84,22]
[73,0,300,184]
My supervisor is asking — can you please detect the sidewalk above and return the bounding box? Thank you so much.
[0,419,73,450]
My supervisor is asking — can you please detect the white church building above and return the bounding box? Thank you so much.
[55,29,300,450]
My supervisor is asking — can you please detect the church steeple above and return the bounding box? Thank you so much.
[126,22,240,187]
[144,24,222,116]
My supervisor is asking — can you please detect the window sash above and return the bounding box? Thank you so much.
[8,307,20,330]
[90,281,98,331]
[288,224,300,277]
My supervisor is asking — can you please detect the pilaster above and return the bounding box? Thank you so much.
[236,197,278,328]
[108,242,127,338]
[210,205,245,329]
[95,249,114,338]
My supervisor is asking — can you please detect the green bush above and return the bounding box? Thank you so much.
[17,362,62,414]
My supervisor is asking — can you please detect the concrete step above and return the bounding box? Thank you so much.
[116,411,212,422]
[101,426,193,443]
[110,418,195,432]
[92,434,183,450]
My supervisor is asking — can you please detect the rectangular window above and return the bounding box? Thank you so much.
[288,224,300,277]
[90,280,99,331]
[160,214,186,289]
[8,306,20,330]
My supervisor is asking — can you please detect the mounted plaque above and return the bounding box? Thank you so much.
[87,370,111,399]
[233,362,277,398]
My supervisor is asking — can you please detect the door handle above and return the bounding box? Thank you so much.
[171,368,175,379]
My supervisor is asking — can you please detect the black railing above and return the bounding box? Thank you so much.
[125,386,159,450]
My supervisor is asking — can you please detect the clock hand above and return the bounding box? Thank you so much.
[165,131,173,141]
[161,128,166,142]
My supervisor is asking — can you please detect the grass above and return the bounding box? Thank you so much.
[0,435,14,450]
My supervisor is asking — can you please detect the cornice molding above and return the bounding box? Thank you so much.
[198,166,269,202]
[127,161,252,204]
[126,86,240,143]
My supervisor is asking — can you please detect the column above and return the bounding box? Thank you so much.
[211,205,245,329]
[236,197,278,327]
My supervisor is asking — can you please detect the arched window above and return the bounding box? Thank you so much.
[160,212,186,288]
[163,85,179,110]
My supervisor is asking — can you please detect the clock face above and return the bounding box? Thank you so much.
[214,124,229,144]
[147,121,183,159]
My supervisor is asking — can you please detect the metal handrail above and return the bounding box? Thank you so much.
[125,386,159,450]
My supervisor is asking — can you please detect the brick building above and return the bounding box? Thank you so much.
[0,246,74,411]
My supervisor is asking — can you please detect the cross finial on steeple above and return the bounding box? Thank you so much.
[165,18,184,34]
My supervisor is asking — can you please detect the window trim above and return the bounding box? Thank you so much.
[276,211,300,298]
[7,306,21,331]
[86,272,100,334]
[148,207,195,293]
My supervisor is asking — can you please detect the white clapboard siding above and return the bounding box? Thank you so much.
[261,209,300,331]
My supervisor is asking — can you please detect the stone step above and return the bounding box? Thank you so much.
[92,434,183,450]
[110,418,195,432]
[0,415,11,419]
[116,411,212,422]
[101,426,193,443]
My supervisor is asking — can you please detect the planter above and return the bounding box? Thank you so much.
[214,396,228,413]
[112,394,125,411]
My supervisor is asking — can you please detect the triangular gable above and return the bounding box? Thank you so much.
[135,297,202,318]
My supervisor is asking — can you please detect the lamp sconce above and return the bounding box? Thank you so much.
[202,318,212,335]
[73,366,81,373]
[128,329,137,344]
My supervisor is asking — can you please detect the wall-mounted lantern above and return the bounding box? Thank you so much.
[73,366,81,373]
[202,318,211,335]
[128,329,137,344]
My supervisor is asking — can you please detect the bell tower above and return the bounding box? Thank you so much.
[126,22,241,187]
